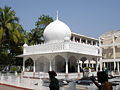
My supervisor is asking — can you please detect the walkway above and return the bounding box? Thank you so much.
[0,83,33,90]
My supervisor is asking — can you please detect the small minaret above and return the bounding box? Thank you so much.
[56,10,59,20]
[23,42,28,54]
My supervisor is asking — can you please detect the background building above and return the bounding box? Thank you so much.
[99,30,120,73]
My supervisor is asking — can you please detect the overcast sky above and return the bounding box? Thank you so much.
[1,0,120,38]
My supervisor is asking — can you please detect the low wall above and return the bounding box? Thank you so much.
[22,72,82,79]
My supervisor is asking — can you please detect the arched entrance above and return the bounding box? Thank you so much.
[25,58,33,72]
[36,56,49,72]
[81,57,87,68]
[55,55,65,73]
[68,56,77,73]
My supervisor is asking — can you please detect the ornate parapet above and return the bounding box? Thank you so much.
[23,41,100,56]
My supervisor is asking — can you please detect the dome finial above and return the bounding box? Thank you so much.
[56,10,59,20]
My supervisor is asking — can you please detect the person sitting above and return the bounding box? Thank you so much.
[90,71,113,90]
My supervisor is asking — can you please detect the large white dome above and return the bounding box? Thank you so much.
[43,19,71,43]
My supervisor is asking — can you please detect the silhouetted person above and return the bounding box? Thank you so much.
[90,71,113,90]
[48,71,59,90]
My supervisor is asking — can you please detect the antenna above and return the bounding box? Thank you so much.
[56,10,59,20]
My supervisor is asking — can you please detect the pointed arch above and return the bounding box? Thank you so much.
[55,55,65,72]
[35,56,49,72]
[25,58,34,72]
[68,56,77,72]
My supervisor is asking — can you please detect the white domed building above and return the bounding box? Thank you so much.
[18,16,101,79]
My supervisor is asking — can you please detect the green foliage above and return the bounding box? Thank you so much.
[84,67,89,69]
[0,6,25,66]
[35,15,53,28]
[90,67,95,69]
[11,66,17,71]
[27,15,53,45]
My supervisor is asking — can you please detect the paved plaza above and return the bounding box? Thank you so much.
[0,85,25,90]
[0,84,87,90]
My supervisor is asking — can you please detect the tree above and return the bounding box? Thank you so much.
[0,6,19,46]
[28,15,53,45]
[0,6,25,66]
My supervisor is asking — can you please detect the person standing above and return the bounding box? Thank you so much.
[48,71,59,90]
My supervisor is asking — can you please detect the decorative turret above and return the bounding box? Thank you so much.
[23,42,28,54]
[23,43,28,47]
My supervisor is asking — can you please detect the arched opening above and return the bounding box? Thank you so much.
[55,55,65,73]
[25,58,33,72]
[68,56,77,73]
[36,56,49,72]
[81,57,87,68]
[81,57,87,77]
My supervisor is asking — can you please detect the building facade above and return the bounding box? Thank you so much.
[99,30,120,73]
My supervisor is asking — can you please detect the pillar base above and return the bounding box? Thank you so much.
[21,71,24,76]
[33,72,35,77]
[77,73,80,79]
[65,73,69,79]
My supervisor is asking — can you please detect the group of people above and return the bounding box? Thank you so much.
[48,71,113,90]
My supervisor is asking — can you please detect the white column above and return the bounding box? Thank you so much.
[100,58,102,71]
[77,61,80,73]
[23,58,25,72]
[33,60,36,72]
[96,41,98,46]
[99,37,103,71]
[117,62,119,72]
[114,62,116,71]
[112,35,116,59]
[91,41,93,45]
[104,62,105,68]
[112,35,116,71]
[92,63,94,68]
[96,58,98,72]
[79,38,81,43]
[65,60,68,74]
[86,39,88,44]
[73,36,75,42]
[86,63,88,67]
[49,60,52,71]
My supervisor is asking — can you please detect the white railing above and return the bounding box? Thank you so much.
[69,42,100,56]
[22,72,82,80]
[24,41,65,54]
[24,41,100,56]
